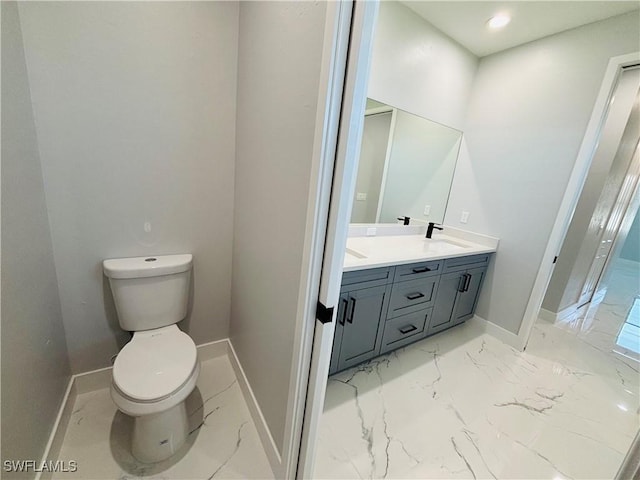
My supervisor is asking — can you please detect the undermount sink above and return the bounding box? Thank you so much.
[426,238,470,248]
[345,247,367,259]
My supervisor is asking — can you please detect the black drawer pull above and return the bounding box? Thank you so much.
[458,274,467,292]
[463,273,472,292]
[339,298,348,325]
[405,292,425,300]
[412,266,431,273]
[346,297,356,324]
[399,324,418,334]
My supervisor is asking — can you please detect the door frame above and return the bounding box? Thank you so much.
[290,1,380,478]
[278,1,380,478]
[278,1,353,477]
[517,52,640,351]
[585,140,640,305]
[577,78,640,307]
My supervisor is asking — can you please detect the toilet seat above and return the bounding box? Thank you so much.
[113,325,197,402]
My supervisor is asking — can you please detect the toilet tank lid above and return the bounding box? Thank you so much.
[103,254,192,279]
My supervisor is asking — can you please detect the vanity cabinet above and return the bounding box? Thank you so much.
[330,253,491,375]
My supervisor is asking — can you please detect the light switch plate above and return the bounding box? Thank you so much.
[423,205,431,215]
[356,192,367,201]
[461,211,470,224]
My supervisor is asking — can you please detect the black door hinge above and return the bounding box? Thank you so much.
[316,301,334,324]
[553,256,558,264]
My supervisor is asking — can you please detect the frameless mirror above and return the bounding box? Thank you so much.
[350,98,462,225]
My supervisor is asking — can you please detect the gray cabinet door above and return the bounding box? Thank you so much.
[452,266,486,325]
[428,271,461,335]
[337,284,388,371]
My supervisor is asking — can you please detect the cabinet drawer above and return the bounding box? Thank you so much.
[388,276,438,318]
[380,308,431,354]
[393,260,441,282]
[442,254,491,273]
[341,267,392,291]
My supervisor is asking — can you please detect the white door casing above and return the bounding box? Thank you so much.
[578,77,640,306]
[279,1,354,477]
[295,1,380,477]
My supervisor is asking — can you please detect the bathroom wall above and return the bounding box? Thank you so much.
[17,2,239,373]
[231,0,327,457]
[1,1,71,474]
[368,1,478,131]
[445,11,640,334]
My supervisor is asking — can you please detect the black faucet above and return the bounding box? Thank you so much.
[425,222,443,238]
[397,216,410,226]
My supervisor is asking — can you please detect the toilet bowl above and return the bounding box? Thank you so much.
[110,325,200,463]
[103,254,200,463]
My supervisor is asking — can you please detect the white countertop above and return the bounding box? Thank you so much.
[343,226,499,272]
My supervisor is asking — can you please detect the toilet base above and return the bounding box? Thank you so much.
[132,402,189,463]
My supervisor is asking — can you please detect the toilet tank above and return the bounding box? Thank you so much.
[103,254,192,332]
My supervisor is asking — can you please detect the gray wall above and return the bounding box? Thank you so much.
[231,0,327,456]
[1,2,71,474]
[368,1,478,132]
[17,2,239,373]
[445,12,640,333]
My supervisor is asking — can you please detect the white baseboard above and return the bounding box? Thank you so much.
[538,308,557,323]
[35,380,77,480]
[38,338,230,475]
[196,338,229,362]
[539,303,582,324]
[471,315,522,350]
[74,366,112,394]
[226,340,282,478]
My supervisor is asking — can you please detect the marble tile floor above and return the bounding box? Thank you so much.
[314,270,640,479]
[52,355,274,480]
[553,258,640,362]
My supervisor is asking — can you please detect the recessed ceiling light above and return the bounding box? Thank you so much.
[487,14,511,30]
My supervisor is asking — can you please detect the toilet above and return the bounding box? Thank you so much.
[103,253,200,463]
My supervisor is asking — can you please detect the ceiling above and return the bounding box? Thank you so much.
[401,1,640,57]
